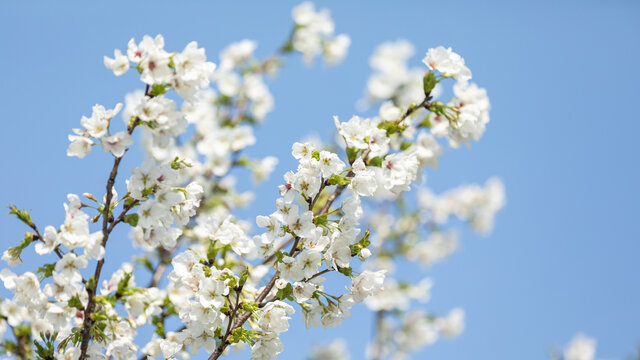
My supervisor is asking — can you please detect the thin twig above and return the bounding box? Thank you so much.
[147,242,180,288]
[10,325,28,360]
[208,275,276,360]
[107,199,139,233]
[316,149,371,216]
[371,310,386,360]
[79,119,139,359]
[304,268,332,282]
[260,236,295,265]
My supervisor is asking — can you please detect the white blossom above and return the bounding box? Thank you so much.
[348,270,386,302]
[102,131,133,157]
[422,46,472,81]
[104,49,130,76]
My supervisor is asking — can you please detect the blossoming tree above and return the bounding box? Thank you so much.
[1,2,506,360]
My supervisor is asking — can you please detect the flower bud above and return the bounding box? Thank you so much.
[358,248,371,261]
[83,193,98,202]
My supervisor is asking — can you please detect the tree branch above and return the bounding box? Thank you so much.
[146,242,180,288]
[79,120,139,359]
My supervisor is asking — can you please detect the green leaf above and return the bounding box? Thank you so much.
[18,232,34,249]
[419,116,432,128]
[34,333,58,360]
[124,213,139,227]
[116,272,132,298]
[68,296,83,310]
[216,94,231,105]
[428,101,458,121]
[152,315,166,337]
[275,251,285,263]
[239,268,249,287]
[207,240,217,263]
[359,230,371,248]
[327,174,351,186]
[202,265,212,278]
[346,147,359,164]
[235,157,249,166]
[36,263,56,280]
[311,151,320,161]
[229,328,257,345]
[313,213,328,226]
[283,40,294,53]
[367,156,383,167]
[242,302,259,314]
[141,186,155,197]
[8,205,34,227]
[276,282,294,301]
[124,196,136,207]
[423,71,438,95]
[86,276,96,292]
[400,142,412,151]
[150,84,170,97]
[377,120,408,136]
[338,267,353,277]
[349,230,371,256]
[170,156,193,170]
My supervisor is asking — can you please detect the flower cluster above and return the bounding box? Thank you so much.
[334,38,506,359]
[368,307,465,360]
[422,46,472,81]
[2,4,506,360]
[358,175,504,358]
[105,35,215,100]
[418,177,506,235]
[2,34,218,360]
[67,103,131,159]
[129,162,203,251]
[363,39,492,148]
[363,40,424,107]
[291,2,351,64]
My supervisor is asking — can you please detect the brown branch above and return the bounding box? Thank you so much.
[287,236,301,257]
[147,242,180,288]
[260,235,297,265]
[316,149,371,216]
[107,199,139,233]
[79,120,139,359]
[397,96,431,124]
[304,268,332,283]
[207,122,381,360]
[208,275,277,360]
[212,284,244,359]
[370,310,386,360]
[208,176,346,359]
[315,95,428,219]
[10,326,28,360]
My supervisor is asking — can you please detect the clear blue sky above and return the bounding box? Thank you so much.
[1,1,639,359]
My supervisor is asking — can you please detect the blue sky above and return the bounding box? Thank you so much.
[1,1,639,359]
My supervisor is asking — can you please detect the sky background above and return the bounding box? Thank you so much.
[1,1,639,359]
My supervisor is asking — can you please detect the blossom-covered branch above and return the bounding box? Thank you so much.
[0,3,509,360]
